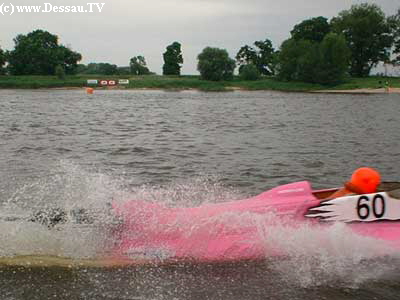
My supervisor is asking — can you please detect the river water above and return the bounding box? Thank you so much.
[0,89,400,299]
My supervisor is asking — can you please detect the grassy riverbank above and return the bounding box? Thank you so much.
[0,75,399,92]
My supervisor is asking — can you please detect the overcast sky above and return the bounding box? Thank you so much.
[0,0,398,74]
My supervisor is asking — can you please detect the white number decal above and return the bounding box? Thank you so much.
[306,192,399,223]
[356,195,386,220]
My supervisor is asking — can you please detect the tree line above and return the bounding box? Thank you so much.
[70,42,184,77]
[0,3,399,84]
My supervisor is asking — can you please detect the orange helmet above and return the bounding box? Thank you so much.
[349,167,381,194]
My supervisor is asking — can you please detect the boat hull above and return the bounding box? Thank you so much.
[111,181,400,264]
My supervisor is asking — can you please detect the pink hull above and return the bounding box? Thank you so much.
[111,182,400,264]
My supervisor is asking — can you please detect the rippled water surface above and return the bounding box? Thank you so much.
[1,89,400,299]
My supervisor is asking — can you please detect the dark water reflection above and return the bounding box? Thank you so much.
[1,89,400,299]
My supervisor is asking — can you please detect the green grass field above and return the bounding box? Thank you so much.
[0,74,399,92]
[328,76,400,90]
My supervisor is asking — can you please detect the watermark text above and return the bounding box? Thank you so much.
[0,3,105,15]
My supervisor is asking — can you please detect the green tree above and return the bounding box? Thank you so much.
[236,39,275,75]
[80,62,118,75]
[316,33,350,84]
[277,38,316,81]
[277,33,350,84]
[58,45,82,75]
[162,42,183,75]
[85,63,99,74]
[8,29,81,75]
[254,39,276,75]
[297,42,321,83]
[130,56,150,75]
[75,64,87,74]
[55,65,65,79]
[197,47,235,81]
[239,64,261,81]
[388,8,400,64]
[291,16,331,42]
[117,66,131,75]
[236,45,257,66]
[331,3,393,77]
[0,47,6,75]
[98,63,118,75]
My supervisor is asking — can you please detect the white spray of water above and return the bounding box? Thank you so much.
[0,160,243,258]
[125,174,244,208]
[172,207,400,288]
[261,221,400,288]
[0,160,123,258]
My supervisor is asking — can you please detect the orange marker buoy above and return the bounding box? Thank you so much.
[349,167,381,194]
[86,87,94,94]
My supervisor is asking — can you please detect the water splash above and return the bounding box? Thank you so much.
[263,221,400,288]
[126,174,244,207]
[0,160,242,258]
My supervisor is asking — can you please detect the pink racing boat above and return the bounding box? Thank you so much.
[111,181,400,265]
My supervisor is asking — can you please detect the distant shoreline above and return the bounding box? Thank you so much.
[0,75,399,93]
[313,87,400,94]
[26,86,400,94]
